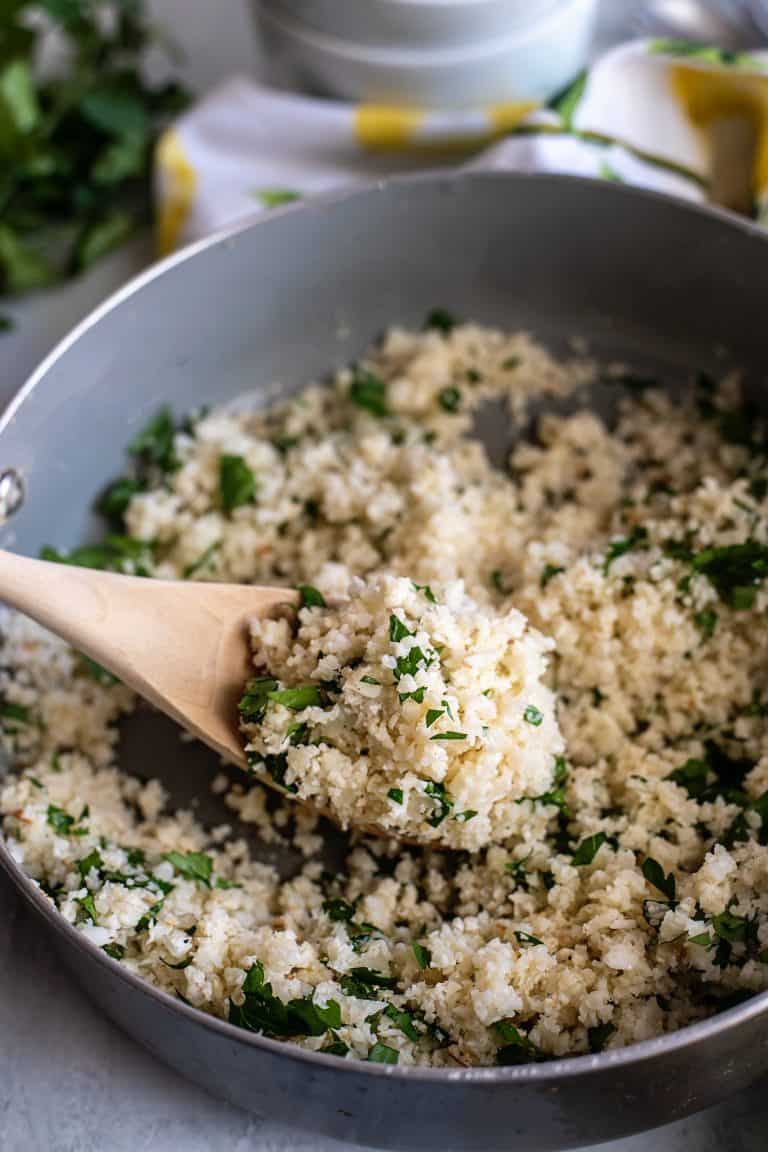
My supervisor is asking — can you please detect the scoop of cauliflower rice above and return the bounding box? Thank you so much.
[240,575,563,849]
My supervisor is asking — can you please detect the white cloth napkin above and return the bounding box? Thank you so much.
[155,39,768,255]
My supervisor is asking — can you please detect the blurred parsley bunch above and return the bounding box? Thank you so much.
[0,0,188,305]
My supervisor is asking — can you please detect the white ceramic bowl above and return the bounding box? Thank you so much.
[256,0,597,105]
[269,0,562,48]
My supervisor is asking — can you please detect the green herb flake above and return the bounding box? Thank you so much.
[603,525,649,574]
[46,804,88,837]
[77,892,98,924]
[493,1020,541,1065]
[102,943,125,961]
[97,477,142,528]
[349,369,389,417]
[387,787,404,804]
[515,930,544,947]
[129,408,178,473]
[367,1041,399,1065]
[0,701,30,729]
[641,857,676,903]
[540,564,565,588]
[268,685,323,711]
[412,942,432,969]
[389,614,413,643]
[425,708,444,728]
[429,731,467,741]
[230,960,342,1038]
[322,898,357,923]
[219,454,257,512]
[182,541,221,580]
[298,584,326,608]
[164,851,213,888]
[455,810,478,823]
[587,1022,616,1053]
[438,386,461,413]
[423,780,454,827]
[412,582,437,603]
[572,833,607,866]
[523,705,544,727]
[361,675,381,686]
[425,309,456,334]
[255,188,301,208]
[239,676,279,724]
[694,607,718,639]
[339,967,397,998]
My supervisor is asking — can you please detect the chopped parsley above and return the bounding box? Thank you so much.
[349,368,389,417]
[97,477,142,528]
[322,897,357,922]
[1,701,30,729]
[367,1042,399,1064]
[603,525,648,574]
[239,676,279,724]
[182,541,220,580]
[540,564,564,588]
[298,584,326,608]
[429,731,467,741]
[339,967,397,998]
[455,810,477,823]
[102,943,125,961]
[268,685,323,711]
[425,709,444,728]
[424,308,456,334]
[361,675,381,686]
[129,407,178,473]
[412,942,432,970]
[493,1020,541,1065]
[438,386,461,413]
[490,569,509,594]
[694,608,718,639]
[164,851,213,888]
[389,614,413,643]
[412,582,437,603]
[515,930,543,946]
[77,892,98,923]
[230,960,342,1038]
[689,541,768,609]
[47,804,88,837]
[572,833,607,866]
[588,1022,616,1053]
[523,705,543,727]
[387,787,404,804]
[641,857,676,904]
[219,454,256,512]
[423,780,454,826]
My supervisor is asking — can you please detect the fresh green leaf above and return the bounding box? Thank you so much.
[103,943,125,960]
[361,675,381,686]
[164,850,213,888]
[97,477,142,528]
[423,780,454,826]
[425,708,443,728]
[339,967,397,998]
[75,211,134,271]
[298,584,325,608]
[322,897,357,923]
[268,685,323,711]
[47,803,88,837]
[254,188,301,208]
[230,961,342,1038]
[515,930,543,946]
[182,541,220,580]
[0,700,30,728]
[77,849,103,879]
[219,454,257,512]
[455,810,477,823]
[0,58,38,136]
[694,607,718,639]
[239,676,279,723]
[387,787,403,804]
[587,1022,616,1053]
[349,369,388,417]
[129,408,178,473]
[382,1003,420,1042]
[412,942,431,969]
[412,582,437,603]
[523,705,543,727]
[77,891,98,923]
[572,833,607,866]
[668,757,710,799]
[493,1020,541,1065]
[603,526,649,574]
[388,614,412,643]
[424,309,456,334]
[642,857,676,903]
[429,731,466,741]
[540,564,564,588]
[438,386,461,413]
[367,1041,398,1064]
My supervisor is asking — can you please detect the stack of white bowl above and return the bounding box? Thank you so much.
[254,0,599,105]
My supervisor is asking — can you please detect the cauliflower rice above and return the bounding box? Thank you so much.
[2,319,768,1069]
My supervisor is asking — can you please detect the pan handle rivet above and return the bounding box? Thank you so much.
[0,469,24,524]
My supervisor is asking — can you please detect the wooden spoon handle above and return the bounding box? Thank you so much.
[0,550,296,767]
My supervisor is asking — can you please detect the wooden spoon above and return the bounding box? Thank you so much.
[0,548,297,770]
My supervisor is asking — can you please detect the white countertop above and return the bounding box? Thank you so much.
[1,3,767,1149]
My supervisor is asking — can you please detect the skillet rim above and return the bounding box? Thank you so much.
[1,168,768,1086]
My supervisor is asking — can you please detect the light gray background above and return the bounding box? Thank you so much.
[1,3,767,1150]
